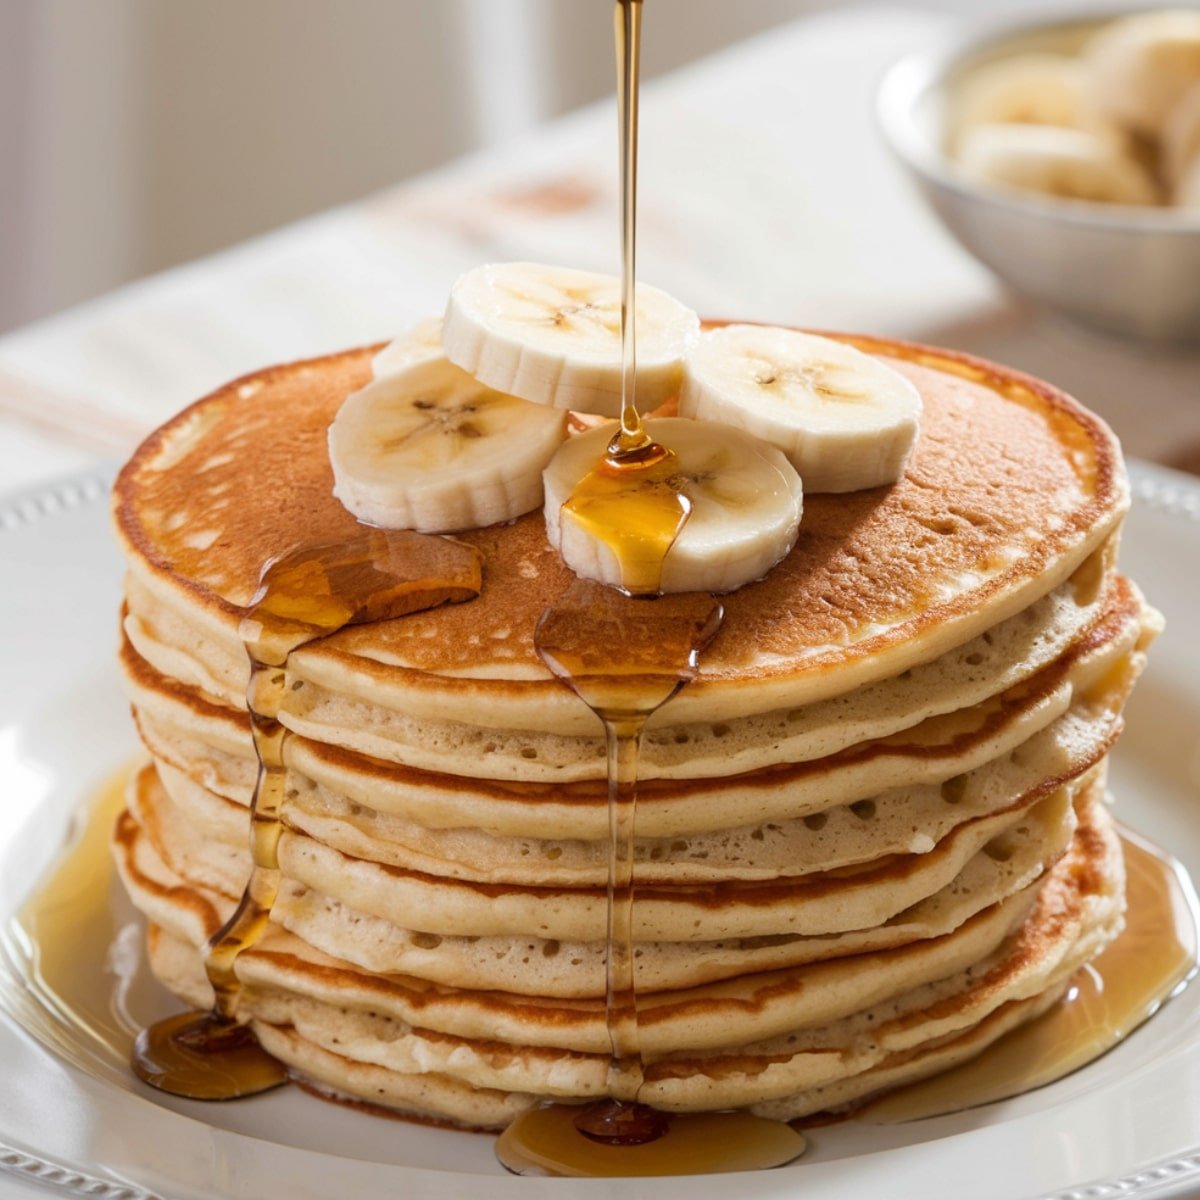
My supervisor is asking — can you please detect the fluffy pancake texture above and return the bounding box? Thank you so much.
[110,333,1154,1128]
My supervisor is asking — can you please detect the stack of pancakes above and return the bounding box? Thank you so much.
[111,334,1153,1128]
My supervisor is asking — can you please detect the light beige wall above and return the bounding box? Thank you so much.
[541,0,823,116]
[134,1,481,272]
[2,1,148,327]
[2,0,823,332]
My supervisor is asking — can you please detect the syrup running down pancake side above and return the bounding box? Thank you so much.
[132,530,481,1099]
[495,585,808,1173]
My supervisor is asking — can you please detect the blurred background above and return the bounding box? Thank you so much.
[2,0,1000,335]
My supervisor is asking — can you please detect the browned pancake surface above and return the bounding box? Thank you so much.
[113,334,1124,687]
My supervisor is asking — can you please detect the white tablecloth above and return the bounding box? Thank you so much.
[1,5,1198,497]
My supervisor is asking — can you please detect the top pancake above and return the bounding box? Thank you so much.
[112,332,1128,727]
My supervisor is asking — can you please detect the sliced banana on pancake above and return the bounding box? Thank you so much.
[442,261,700,416]
[329,356,567,533]
[957,123,1160,206]
[371,316,444,379]
[543,417,802,594]
[678,325,922,494]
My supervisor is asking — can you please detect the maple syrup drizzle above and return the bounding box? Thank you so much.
[132,529,481,1099]
[502,584,805,1173]
[560,0,690,599]
[534,582,724,1112]
[497,1,807,1173]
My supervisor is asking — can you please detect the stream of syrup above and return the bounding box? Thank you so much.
[495,0,808,1174]
[560,0,690,599]
[131,529,481,1098]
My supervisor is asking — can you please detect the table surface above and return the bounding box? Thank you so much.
[2,5,1198,501]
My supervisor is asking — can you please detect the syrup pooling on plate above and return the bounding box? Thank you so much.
[132,529,481,1099]
[864,829,1200,1123]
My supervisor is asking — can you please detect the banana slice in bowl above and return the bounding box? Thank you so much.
[442,261,699,417]
[957,123,1160,206]
[951,53,1090,149]
[329,355,568,533]
[678,326,922,494]
[543,417,803,595]
[1082,9,1200,138]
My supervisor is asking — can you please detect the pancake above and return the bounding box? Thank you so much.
[108,331,1154,1130]
[123,757,1094,997]
[113,336,1128,738]
[121,543,1123,777]
[132,794,1122,1126]
[118,573,1152,840]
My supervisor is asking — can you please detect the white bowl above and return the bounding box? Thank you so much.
[877,8,1200,343]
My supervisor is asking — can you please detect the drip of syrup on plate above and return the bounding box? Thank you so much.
[131,528,481,1099]
[495,1103,809,1178]
[862,826,1200,1123]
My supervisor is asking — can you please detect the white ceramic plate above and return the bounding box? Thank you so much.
[2,463,1200,1200]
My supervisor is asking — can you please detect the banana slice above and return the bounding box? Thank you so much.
[952,54,1090,149]
[543,417,803,595]
[677,326,921,494]
[1083,9,1200,137]
[329,356,568,533]
[372,316,444,378]
[442,262,700,417]
[1164,80,1200,187]
[957,123,1160,206]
